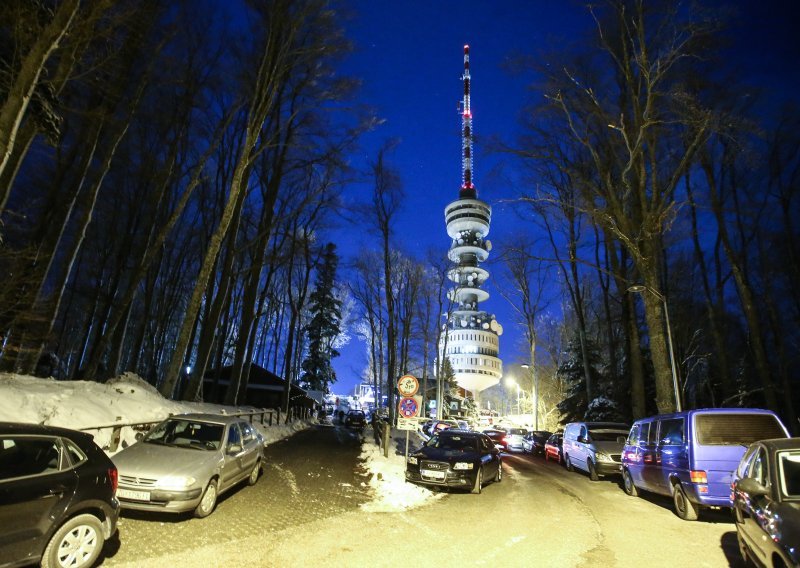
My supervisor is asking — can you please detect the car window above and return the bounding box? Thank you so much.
[588,430,629,442]
[695,413,786,445]
[0,437,61,480]
[737,446,758,479]
[626,424,640,445]
[63,439,87,468]
[749,448,768,486]
[240,422,256,444]
[227,423,242,447]
[659,418,685,445]
[427,435,478,451]
[778,450,800,499]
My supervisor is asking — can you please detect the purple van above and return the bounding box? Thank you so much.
[621,408,789,520]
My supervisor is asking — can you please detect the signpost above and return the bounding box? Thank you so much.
[397,375,421,457]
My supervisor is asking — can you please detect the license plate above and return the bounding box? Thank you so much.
[421,469,445,479]
[118,488,151,501]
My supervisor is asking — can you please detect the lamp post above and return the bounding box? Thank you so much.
[628,285,682,412]
[504,377,519,415]
[521,363,538,430]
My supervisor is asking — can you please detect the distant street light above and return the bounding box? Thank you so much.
[504,377,520,415]
[628,284,682,412]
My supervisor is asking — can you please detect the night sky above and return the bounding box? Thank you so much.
[329,0,800,395]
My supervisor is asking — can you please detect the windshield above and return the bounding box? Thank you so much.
[778,450,800,500]
[426,435,478,452]
[145,419,224,450]
[589,430,629,442]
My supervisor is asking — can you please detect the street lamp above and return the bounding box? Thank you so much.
[628,284,682,412]
[522,363,538,430]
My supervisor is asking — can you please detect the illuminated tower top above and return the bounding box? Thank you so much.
[460,45,475,199]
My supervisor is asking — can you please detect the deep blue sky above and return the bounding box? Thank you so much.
[329,0,800,396]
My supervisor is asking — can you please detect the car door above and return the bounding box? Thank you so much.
[480,435,499,478]
[657,417,688,492]
[741,447,770,566]
[0,435,77,563]
[221,423,245,491]
[574,425,589,471]
[641,421,662,492]
[238,421,260,475]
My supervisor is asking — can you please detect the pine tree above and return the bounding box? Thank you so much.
[301,243,342,392]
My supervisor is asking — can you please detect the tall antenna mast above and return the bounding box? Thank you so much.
[460,44,475,199]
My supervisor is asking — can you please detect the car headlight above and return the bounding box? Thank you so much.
[408,457,418,465]
[595,452,611,462]
[453,462,474,470]
[156,475,197,490]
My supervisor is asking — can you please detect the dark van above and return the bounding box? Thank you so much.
[621,408,789,520]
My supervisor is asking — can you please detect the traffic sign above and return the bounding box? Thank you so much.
[397,416,419,431]
[398,396,420,418]
[397,374,419,397]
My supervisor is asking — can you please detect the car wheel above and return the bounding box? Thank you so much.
[623,469,639,497]
[495,463,503,483]
[471,467,483,494]
[673,483,699,521]
[41,513,103,568]
[194,479,219,518]
[587,459,599,481]
[565,455,573,472]
[248,459,261,486]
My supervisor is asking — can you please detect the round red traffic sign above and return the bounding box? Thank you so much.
[398,396,419,418]
[397,374,419,397]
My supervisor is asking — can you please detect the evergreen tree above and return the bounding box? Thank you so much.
[301,243,342,392]
[557,334,623,423]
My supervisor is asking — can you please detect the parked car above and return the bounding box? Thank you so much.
[732,437,800,567]
[406,429,502,494]
[544,432,564,463]
[523,430,553,455]
[0,422,120,568]
[563,422,629,481]
[113,413,264,518]
[621,408,789,521]
[344,410,366,431]
[504,428,529,452]
[482,429,507,451]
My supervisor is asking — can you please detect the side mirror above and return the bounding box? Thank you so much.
[228,443,243,455]
[736,477,770,498]
[577,436,586,444]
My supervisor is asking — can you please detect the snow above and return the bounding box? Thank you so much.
[0,372,438,513]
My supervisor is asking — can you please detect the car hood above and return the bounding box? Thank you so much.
[113,442,222,478]
[416,447,481,462]
[593,440,625,454]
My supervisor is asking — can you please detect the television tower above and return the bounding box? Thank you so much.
[439,45,503,394]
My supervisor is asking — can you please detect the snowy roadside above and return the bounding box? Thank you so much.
[0,372,439,512]
[359,426,442,512]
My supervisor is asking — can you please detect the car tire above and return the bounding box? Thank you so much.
[495,463,503,483]
[41,513,103,568]
[471,467,483,494]
[587,459,599,481]
[565,455,573,472]
[194,479,219,518]
[623,469,639,497]
[673,483,699,521]
[248,459,261,486]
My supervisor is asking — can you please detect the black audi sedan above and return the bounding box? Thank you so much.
[406,430,502,494]
[0,422,120,568]
[731,437,800,567]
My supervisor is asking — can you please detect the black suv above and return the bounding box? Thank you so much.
[0,422,120,568]
[344,410,366,430]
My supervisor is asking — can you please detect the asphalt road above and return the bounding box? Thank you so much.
[99,425,745,567]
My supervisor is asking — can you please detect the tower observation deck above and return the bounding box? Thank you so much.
[439,45,503,393]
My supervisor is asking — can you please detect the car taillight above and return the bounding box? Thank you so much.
[690,470,707,484]
[109,467,118,493]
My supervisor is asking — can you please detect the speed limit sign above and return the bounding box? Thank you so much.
[397,374,419,397]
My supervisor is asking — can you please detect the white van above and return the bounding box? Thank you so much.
[562,421,630,481]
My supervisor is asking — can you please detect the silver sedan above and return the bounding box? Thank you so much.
[112,413,264,518]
